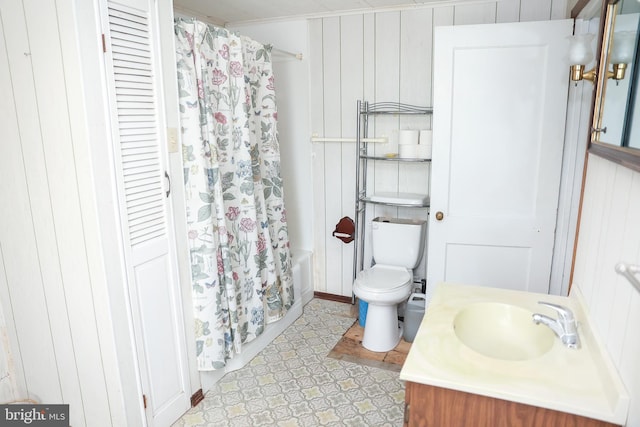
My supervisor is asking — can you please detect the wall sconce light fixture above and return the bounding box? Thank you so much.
[568,33,596,82]
[568,31,636,83]
[609,31,636,80]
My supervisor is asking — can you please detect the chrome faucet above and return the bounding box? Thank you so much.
[532,302,580,349]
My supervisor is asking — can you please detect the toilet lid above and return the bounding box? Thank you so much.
[355,265,411,292]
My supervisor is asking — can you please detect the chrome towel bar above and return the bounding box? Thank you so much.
[615,262,640,293]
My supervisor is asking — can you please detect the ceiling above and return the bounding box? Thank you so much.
[172,0,488,26]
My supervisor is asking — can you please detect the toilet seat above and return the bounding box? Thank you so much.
[354,265,411,293]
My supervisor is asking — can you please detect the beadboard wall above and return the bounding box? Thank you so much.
[0,0,191,425]
[308,0,568,297]
[0,303,15,403]
[0,1,121,423]
[572,154,640,427]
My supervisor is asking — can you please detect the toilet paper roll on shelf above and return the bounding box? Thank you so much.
[399,144,418,158]
[398,130,419,145]
[416,144,431,159]
[398,130,419,158]
[419,129,432,145]
[418,130,433,159]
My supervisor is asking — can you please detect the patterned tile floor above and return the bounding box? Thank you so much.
[173,299,405,427]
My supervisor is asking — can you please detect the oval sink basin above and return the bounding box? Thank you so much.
[453,302,555,361]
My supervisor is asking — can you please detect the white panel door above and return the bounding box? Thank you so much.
[101,1,190,426]
[428,20,572,295]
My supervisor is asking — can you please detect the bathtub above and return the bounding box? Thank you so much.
[291,249,314,306]
[201,249,314,390]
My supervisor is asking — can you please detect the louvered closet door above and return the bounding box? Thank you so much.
[101,1,190,426]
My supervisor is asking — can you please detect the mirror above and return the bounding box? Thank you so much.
[597,0,640,147]
[624,13,640,148]
[589,0,640,172]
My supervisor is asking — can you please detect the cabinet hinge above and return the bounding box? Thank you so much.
[101,34,107,53]
[143,394,147,409]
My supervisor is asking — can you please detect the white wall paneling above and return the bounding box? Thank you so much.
[496,1,521,22]
[0,0,194,425]
[27,0,112,419]
[363,13,376,108]
[397,7,433,279]
[453,2,497,25]
[372,11,401,197]
[434,6,454,27]
[0,0,61,405]
[0,0,118,424]
[520,0,553,21]
[323,17,346,296]
[572,154,640,427]
[308,0,570,297]
[0,245,17,403]
[551,0,569,19]
[340,15,364,294]
[309,19,327,293]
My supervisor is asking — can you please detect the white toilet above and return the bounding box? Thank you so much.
[353,216,427,352]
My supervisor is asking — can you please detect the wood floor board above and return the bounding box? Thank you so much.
[327,321,411,372]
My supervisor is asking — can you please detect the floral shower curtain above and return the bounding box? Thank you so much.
[175,19,294,370]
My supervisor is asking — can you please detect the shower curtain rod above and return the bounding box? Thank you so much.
[271,47,303,61]
[172,14,303,61]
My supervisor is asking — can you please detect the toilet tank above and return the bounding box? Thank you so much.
[372,217,427,269]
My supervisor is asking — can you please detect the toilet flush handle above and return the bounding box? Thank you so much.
[435,211,444,221]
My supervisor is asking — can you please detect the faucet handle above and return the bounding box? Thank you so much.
[537,301,575,321]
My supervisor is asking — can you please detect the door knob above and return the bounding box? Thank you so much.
[435,211,444,221]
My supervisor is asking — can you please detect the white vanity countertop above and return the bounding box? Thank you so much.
[399,282,629,425]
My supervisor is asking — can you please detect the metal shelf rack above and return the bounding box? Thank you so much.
[352,100,433,303]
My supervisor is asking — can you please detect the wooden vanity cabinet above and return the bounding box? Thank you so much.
[404,382,621,427]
